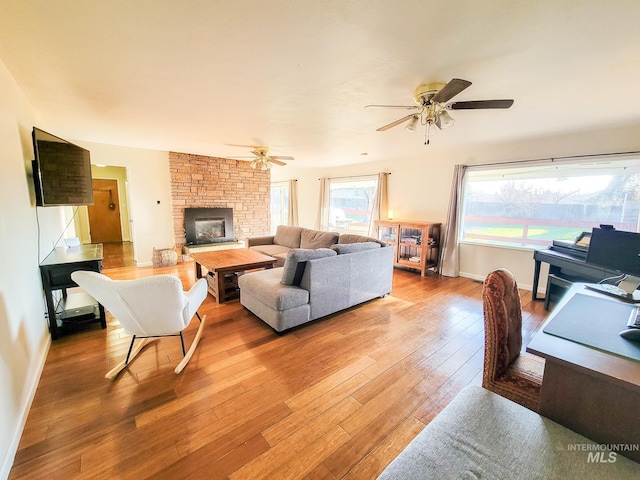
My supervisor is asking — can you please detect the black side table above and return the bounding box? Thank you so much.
[39,244,106,339]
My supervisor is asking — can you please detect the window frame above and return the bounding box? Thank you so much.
[458,155,640,250]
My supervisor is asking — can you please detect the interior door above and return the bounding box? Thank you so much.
[88,178,123,243]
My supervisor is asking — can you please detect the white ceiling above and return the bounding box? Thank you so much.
[2,0,640,168]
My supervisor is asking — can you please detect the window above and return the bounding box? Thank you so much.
[460,156,640,249]
[327,176,378,234]
[270,181,289,234]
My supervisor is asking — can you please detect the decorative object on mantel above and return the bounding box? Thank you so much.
[366,78,514,144]
[152,247,179,268]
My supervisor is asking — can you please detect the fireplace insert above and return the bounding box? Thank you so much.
[184,208,234,245]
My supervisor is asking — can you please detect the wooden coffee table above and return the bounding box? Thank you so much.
[190,249,276,303]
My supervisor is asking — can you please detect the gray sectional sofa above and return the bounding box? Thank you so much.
[239,226,394,332]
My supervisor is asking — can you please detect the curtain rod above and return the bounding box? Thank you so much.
[466,150,640,168]
[317,172,391,180]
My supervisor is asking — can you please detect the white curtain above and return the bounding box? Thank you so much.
[440,164,467,277]
[368,172,389,237]
[288,179,299,226]
[315,177,330,230]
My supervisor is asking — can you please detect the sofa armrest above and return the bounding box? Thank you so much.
[246,235,275,247]
[300,254,351,319]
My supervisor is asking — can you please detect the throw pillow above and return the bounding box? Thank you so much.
[331,242,381,254]
[274,225,304,248]
[300,229,340,249]
[281,248,337,286]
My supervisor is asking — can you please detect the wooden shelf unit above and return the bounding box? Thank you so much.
[376,220,442,276]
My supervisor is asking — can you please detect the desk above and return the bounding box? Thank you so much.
[532,248,618,303]
[39,244,105,339]
[527,283,640,462]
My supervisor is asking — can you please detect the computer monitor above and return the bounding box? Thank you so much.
[586,227,640,300]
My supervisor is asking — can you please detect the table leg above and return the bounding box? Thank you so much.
[215,270,225,304]
[532,259,541,300]
[194,261,203,279]
[98,304,106,328]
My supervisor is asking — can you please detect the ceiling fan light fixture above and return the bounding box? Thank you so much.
[260,161,271,171]
[404,115,419,133]
[368,78,513,145]
[435,110,455,129]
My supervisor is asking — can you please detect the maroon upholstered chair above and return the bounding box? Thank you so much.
[482,268,544,411]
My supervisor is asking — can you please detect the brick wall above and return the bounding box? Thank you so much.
[169,152,270,247]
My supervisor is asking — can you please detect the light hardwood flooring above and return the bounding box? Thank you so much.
[10,261,548,479]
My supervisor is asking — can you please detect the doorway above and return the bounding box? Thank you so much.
[88,178,123,243]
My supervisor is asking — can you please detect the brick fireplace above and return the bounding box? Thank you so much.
[169,152,270,248]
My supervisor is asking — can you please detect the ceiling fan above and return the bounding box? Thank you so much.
[229,146,294,170]
[366,78,514,144]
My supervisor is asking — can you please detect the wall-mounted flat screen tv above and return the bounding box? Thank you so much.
[32,127,94,206]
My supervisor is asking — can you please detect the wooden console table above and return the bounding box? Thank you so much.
[39,244,106,340]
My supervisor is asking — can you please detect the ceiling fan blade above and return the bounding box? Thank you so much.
[432,78,472,104]
[269,155,294,161]
[269,158,287,166]
[448,99,514,110]
[376,113,417,131]
[365,104,418,110]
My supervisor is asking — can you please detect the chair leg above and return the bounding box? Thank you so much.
[125,335,137,364]
[174,314,207,374]
[179,332,186,356]
[105,337,156,380]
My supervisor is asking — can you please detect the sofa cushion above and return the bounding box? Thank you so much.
[273,253,288,268]
[338,233,386,246]
[331,241,381,254]
[300,229,340,249]
[274,225,304,249]
[238,268,309,311]
[248,244,290,257]
[281,248,337,286]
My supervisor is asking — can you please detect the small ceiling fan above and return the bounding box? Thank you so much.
[366,78,514,144]
[229,146,294,170]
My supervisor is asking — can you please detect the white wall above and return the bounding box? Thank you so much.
[0,59,65,479]
[73,141,173,266]
[273,123,640,293]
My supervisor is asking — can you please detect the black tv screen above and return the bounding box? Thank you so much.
[32,127,93,206]
[586,227,640,278]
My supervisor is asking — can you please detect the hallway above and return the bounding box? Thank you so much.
[100,242,135,269]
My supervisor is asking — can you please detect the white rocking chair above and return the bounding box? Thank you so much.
[71,271,207,379]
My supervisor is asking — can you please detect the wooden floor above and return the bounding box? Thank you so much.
[101,242,136,269]
[10,260,548,480]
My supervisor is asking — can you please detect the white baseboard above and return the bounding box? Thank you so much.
[1,333,51,479]
[459,271,544,296]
